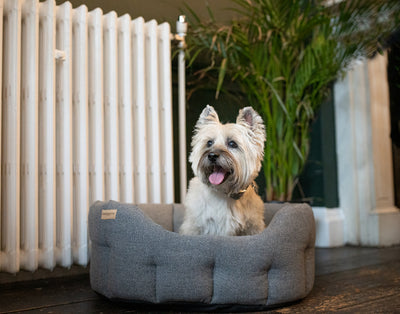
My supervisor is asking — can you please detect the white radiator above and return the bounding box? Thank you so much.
[0,0,180,273]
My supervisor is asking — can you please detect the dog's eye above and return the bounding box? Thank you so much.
[228,140,238,149]
[206,140,213,147]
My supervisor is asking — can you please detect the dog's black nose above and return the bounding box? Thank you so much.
[208,152,219,163]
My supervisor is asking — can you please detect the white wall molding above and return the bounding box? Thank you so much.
[333,55,400,247]
[312,207,345,247]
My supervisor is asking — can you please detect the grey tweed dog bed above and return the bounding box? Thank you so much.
[89,200,315,311]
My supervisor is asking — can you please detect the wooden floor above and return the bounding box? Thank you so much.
[1,246,399,313]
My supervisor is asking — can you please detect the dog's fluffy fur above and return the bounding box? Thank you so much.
[179,105,267,236]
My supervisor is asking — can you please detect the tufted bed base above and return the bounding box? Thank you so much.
[89,201,315,311]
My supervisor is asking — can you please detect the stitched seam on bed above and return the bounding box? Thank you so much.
[210,259,216,304]
[154,261,158,303]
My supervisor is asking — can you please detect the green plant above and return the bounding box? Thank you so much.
[184,0,400,201]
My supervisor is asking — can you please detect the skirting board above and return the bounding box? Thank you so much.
[312,207,345,248]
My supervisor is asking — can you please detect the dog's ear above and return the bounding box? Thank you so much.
[196,105,220,127]
[237,106,266,144]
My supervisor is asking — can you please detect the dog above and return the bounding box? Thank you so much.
[179,105,266,236]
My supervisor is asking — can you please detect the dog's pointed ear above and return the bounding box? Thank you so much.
[196,105,220,127]
[237,106,266,144]
[237,107,263,130]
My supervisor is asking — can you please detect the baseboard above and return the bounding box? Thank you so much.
[369,206,400,246]
[312,207,345,248]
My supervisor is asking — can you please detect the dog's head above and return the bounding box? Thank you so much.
[189,105,266,196]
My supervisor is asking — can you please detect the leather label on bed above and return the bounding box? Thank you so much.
[101,209,117,220]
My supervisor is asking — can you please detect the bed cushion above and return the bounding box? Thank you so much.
[89,201,315,311]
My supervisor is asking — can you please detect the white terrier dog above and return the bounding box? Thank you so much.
[179,105,266,236]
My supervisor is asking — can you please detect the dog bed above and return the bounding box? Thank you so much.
[89,200,315,311]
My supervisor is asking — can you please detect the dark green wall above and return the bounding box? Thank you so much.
[292,91,339,207]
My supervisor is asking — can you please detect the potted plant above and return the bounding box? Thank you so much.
[183,0,400,201]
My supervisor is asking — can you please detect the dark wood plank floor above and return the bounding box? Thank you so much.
[1,246,399,313]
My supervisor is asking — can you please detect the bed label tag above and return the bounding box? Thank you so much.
[101,209,117,220]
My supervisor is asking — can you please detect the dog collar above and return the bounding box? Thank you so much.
[229,182,256,200]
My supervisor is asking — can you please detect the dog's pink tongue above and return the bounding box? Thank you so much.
[209,169,225,185]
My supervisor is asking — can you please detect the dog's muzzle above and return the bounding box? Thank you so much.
[204,152,231,185]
